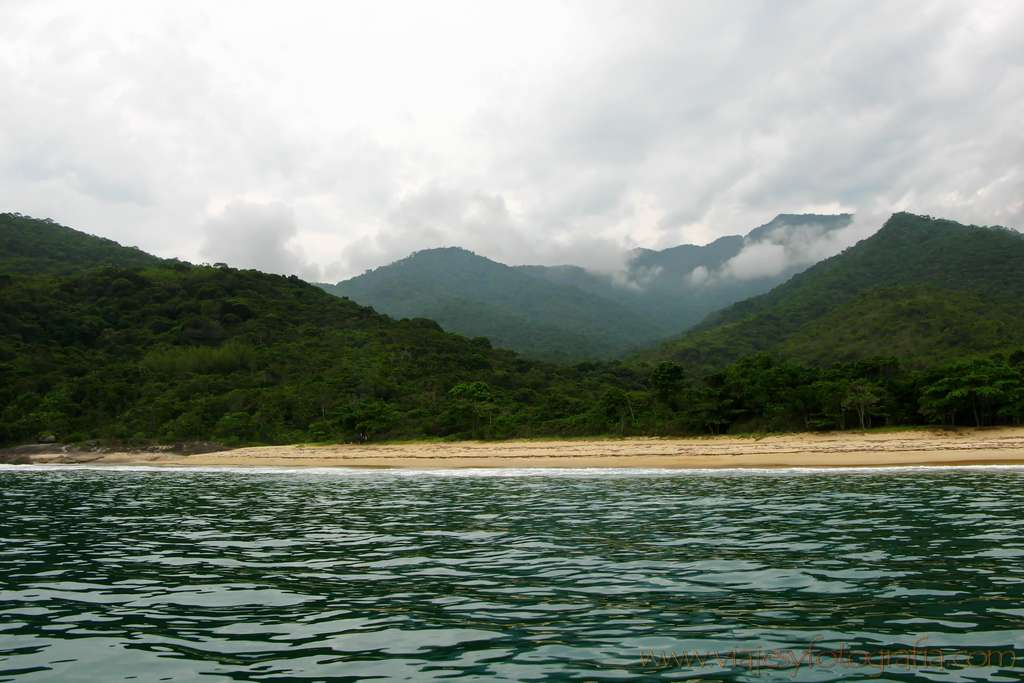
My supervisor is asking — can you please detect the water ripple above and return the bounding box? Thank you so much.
[2,467,1024,681]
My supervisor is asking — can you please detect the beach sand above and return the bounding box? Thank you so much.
[20,427,1024,469]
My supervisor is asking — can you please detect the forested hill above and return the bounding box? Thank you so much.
[516,213,854,331]
[0,260,661,445]
[0,213,169,276]
[317,247,672,362]
[638,213,1024,374]
[0,214,662,446]
[5,212,1024,446]
[6,260,1024,444]
[318,214,854,361]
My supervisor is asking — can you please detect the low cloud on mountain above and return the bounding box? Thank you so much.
[718,214,882,281]
[1,2,1021,278]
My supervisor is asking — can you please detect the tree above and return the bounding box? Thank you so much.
[449,381,496,438]
[650,360,686,411]
[919,358,1010,427]
[598,387,634,434]
[998,382,1024,425]
[679,386,732,435]
[813,379,851,430]
[842,380,881,431]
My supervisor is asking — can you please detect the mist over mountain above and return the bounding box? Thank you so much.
[518,213,855,331]
[320,214,857,359]
[638,212,1024,374]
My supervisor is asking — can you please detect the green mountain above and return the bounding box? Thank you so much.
[0,216,660,446]
[776,285,1024,367]
[640,213,1024,374]
[319,214,854,360]
[0,212,169,276]
[317,247,672,361]
[0,260,659,446]
[4,212,1024,445]
[517,214,854,330]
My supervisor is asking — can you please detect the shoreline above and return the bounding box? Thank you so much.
[15,427,1024,470]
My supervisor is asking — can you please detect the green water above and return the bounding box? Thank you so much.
[2,466,1023,682]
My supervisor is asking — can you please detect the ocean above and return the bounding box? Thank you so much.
[2,465,1023,682]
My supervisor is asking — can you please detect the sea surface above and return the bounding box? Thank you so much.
[2,465,1024,682]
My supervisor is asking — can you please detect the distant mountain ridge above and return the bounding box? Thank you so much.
[0,211,676,447]
[20,209,1008,374]
[317,247,669,361]
[638,212,1024,374]
[0,212,170,276]
[516,214,853,331]
[318,213,855,360]
[6,209,1024,446]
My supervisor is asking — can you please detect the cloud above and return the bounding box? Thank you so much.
[0,1,1021,281]
[337,184,635,279]
[200,201,321,280]
[718,213,885,281]
[478,2,1024,248]
[719,242,790,281]
[686,265,708,286]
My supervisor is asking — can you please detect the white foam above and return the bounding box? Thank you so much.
[5,463,1024,478]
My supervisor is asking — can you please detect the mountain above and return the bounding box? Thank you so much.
[0,214,671,446]
[4,211,1024,445]
[775,285,1024,367]
[0,212,170,276]
[0,259,658,447]
[319,214,854,360]
[638,213,1024,374]
[517,214,853,330]
[317,247,673,361]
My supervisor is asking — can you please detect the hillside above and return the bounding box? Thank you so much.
[4,212,1024,445]
[0,261,658,446]
[639,213,1024,374]
[0,212,169,276]
[320,214,854,360]
[774,285,1024,367]
[5,260,1024,443]
[518,214,854,331]
[317,247,671,361]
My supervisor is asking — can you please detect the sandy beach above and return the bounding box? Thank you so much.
[14,427,1024,469]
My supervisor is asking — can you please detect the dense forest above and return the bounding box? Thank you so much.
[640,212,1024,375]
[3,212,1024,449]
[0,212,170,276]
[0,252,653,446]
[318,247,667,362]
[318,214,852,361]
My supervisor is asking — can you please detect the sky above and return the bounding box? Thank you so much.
[1,1,1022,282]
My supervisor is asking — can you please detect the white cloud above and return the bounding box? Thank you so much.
[718,215,883,281]
[338,184,635,277]
[201,201,321,281]
[0,1,1021,279]
[687,265,709,286]
[720,242,790,281]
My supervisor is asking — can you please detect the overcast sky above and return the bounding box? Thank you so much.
[2,1,1022,281]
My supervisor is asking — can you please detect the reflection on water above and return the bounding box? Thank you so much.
[2,466,1024,681]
